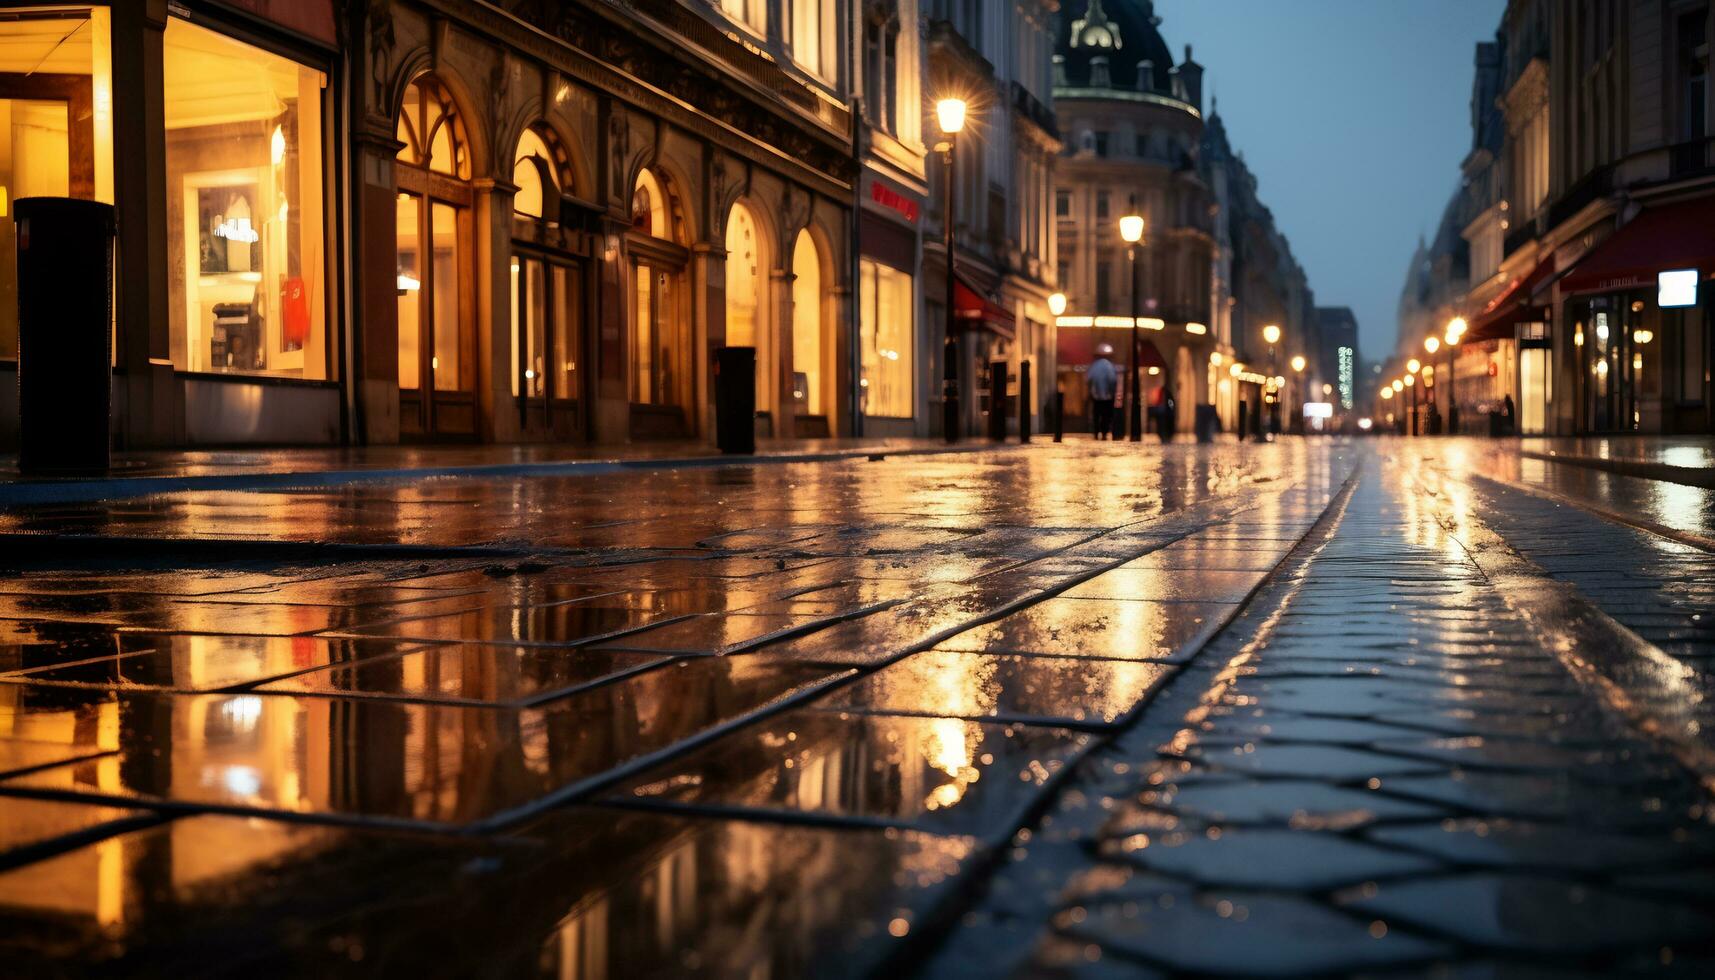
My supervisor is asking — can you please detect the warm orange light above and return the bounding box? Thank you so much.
[1407,358,1421,374]
[1119,214,1146,244]
[1290,355,1307,373]
[936,98,968,135]
[1424,336,1440,355]
[1261,324,1281,346]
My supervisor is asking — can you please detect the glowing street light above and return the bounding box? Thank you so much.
[935,98,968,136]
[1290,355,1307,373]
[1120,211,1148,441]
[1424,335,1440,355]
[1047,292,1067,317]
[1262,324,1281,346]
[1391,379,1404,393]
[1407,358,1421,375]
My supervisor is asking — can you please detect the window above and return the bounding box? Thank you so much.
[859,258,913,417]
[1095,255,1112,309]
[0,8,114,363]
[1095,191,1109,219]
[512,126,565,219]
[720,0,766,34]
[1678,11,1708,144]
[1093,131,1109,157]
[166,17,328,379]
[863,16,899,133]
[1055,189,1071,217]
[791,0,834,79]
[1134,133,1149,158]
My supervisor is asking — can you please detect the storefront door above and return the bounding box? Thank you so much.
[0,79,94,361]
[630,258,688,438]
[510,249,583,435]
[395,189,473,437]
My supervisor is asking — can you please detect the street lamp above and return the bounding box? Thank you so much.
[1423,336,1442,435]
[1258,325,1281,440]
[1404,370,1418,437]
[936,98,967,444]
[1120,212,1146,442]
[1444,318,1465,435]
[1047,292,1067,317]
[1289,355,1307,433]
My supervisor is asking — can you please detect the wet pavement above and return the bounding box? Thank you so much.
[0,436,1712,976]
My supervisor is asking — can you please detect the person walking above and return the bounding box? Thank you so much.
[1087,343,1117,440]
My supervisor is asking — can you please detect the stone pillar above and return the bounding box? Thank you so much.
[473,178,518,443]
[771,268,797,439]
[110,0,180,447]
[692,241,725,442]
[829,284,853,437]
[351,130,404,444]
[592,218,631,444]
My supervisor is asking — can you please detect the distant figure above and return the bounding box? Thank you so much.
[1502,394,1516,435]
[1088,343,1117,440]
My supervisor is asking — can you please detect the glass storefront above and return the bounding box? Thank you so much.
[0,8,114,362]
[859,257,913,418]
[164,17,328,380]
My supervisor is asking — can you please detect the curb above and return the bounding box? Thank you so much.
[1519,448,1715,490]
[0,441,1011,508]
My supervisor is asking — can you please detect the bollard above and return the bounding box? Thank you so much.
[1053,391,1064,442]
[713,346,756,454]
[1019,361,1032,443]
[987,361,1007,441]
[16,198,116,474]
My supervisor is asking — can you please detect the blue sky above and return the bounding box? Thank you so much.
[1153,0,1501,360]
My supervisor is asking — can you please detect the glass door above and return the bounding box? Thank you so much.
[510,250,583,432]
[395,190,471,436]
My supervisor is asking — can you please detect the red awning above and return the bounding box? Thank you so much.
[1055,327,1167,370]
[1465,256,1555,342]
[1560,195,1715,296]
[953,273,1016,340]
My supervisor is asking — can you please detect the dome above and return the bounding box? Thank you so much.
[1056,0,1177,94]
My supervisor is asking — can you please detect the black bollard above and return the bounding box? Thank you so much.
[1019,361,1033,443]
[1053,391,1064,443]
[714,346,757,454]
[988,362,1008,441]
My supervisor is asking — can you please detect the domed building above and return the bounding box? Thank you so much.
[1051,0,1219,435]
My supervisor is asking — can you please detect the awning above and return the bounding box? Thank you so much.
[1560,195,1715,296]
[953,272,1016,340]
[1465,256,1555,342]
[1056,328,1166,371]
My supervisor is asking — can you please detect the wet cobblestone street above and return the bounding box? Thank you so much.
[1,438,1713,976]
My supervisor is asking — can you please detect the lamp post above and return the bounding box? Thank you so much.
[1405,365,1419,437]
[1260,324,1281,441]
[1119,213,1146,442]
[1290,354,1307,433]
[1444,317,1465,435]
[936,98,967,444]
[1423,336,1441,435]
[1391,378,1405,434]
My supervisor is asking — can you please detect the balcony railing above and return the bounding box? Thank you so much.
[1546,165,1612,231]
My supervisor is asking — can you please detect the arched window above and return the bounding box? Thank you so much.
[512,125,570,219]
[396,77,469,179]
[725,203,761,347]
[631,169,670,240]
[792,229,825,417]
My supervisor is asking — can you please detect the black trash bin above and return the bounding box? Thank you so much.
[714,346,756,455]
[16,197,116,474]
[1194,404,1218,443]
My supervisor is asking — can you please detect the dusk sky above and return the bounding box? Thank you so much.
[1154,0,1502,363]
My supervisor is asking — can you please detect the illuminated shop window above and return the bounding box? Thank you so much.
[0,7,114,362]
[859,257,914,418]
[165,18,328,379]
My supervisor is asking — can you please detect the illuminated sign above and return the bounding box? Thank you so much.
[1337,346,1355,410]
[1302,402,1334,419]
[1659,269,1698,308]
[870,181,920,224]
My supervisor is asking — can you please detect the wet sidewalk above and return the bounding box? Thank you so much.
[927,448,1715,975]
[0,436,995,506]
[0,439,1712,975]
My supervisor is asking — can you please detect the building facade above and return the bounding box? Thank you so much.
[1050,0,1221,434]
[1402,0,1714,437]
[1202,108,1323,436]
[0,0,1066,452]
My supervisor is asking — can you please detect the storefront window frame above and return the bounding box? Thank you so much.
[160,7,341,389]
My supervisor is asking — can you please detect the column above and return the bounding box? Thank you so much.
[111,0,180,447]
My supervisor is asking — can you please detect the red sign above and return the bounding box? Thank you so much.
[870,181,919,224]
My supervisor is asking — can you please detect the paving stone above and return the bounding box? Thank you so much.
[607,708,1091,841]
[1132,779,1447,828]
[818,649,1174,727]
[1065,890,1449,975]
[1110,828,1443,890]
[1343,873,1715,954]
[1366,819,1710,873]
[1177,742,1450,780]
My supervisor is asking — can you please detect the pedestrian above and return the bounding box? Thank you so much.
[1501,394,1516,435]
[1087,343,1117,440]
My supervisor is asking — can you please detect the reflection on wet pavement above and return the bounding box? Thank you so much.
[8,437,1712,972]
